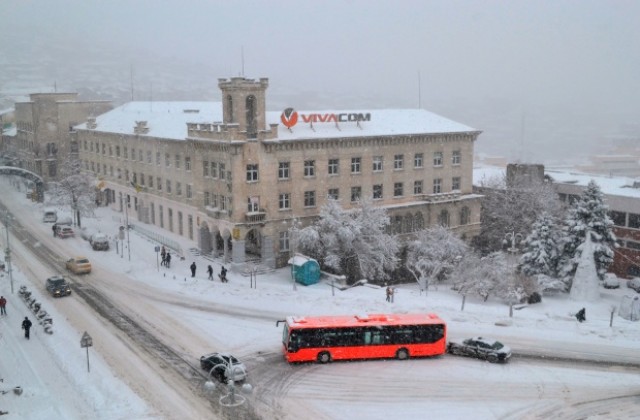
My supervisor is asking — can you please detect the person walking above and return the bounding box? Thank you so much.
[52,224,57,237]
[207,265,213,280]
[190,262,197,277]
[0,295,6,315]
[220,266,228,282]
[165,252,171,268]
[22,317,32,339]
[160,246,166,266]
[386,287,392,302]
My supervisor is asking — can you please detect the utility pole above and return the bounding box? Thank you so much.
[3,213,14,294]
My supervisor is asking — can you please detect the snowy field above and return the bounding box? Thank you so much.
[0,178,639,419]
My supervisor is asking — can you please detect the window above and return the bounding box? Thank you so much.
[204,192,210,206]
[452,150,461,165]
[373,156,383,172]
[211,162,218,178]
[351,157,361,174]
[159,205,164,228]
[165,153,170,167]
[328,188,339,200]
[124,147,128,159]
[304,160,315,177]
[351,186,362,202]
[433,152,443,167]
[178,211,183,235]
[460,207,470,225]
[188,215,193,240]
[328,159,339,175]
[414,153,424,168]
[117,168,122,179]
[373,184,383,199]
[102,144,106,155]
[147,151,152,163]
[109,146,113,156]
[156,152,161,165]
[185,157,191,171]
[610,211,626,227]
[279,162,290,180]
[137,150,142,162]
[148,175,153,188]
[279,231,290,252]
[394,154,404,170]
[203,161,209,177]
[219,163,226,179]
[247,197,259,212]
[304,191,316,207]
[150,203,155,224]
[116,146,121,157]
[629,213,640,229]
[186,184,192,199]
[131,172,136,183]
[212,194,218,208]
[414,180,423,195]
[246,164,259,182]
[176,182,182,196]
[279,193,291,210]
[140,173,145,186]
[157,177,162,191]
[166,180,172,194]
[175,154,181,169]
[438,209,450,227]
[452,177,461,191]
[394,182,403,197]
[433,178,442,194]
[168,208,173,232]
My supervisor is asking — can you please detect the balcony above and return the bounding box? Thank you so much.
[245,211,266,224]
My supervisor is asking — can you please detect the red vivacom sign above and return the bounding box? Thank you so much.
[281,107,371,129]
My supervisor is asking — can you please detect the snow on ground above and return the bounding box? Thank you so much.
[0,178,639,419]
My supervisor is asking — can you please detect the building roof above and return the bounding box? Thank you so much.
[76,101,477,141]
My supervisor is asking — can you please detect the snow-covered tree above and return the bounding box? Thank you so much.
[405,226,468,292]
[557,180,616,284]
[570,231,601,301]
[519,212,561,277]
[47,157,97,227]
[296,199,399,284]
[474,174,563,254]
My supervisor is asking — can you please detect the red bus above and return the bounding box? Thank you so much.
[278,313,446,363]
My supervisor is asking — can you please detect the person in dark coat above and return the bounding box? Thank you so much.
[22,317,32,339]
[190,262,197,277]
[52,224,58,237]
[160,246,166,266]
[0,295,6,315]
[207,265,213,280]
[220,266,228,282]
[165,252,171,268]
[576,308,586,323]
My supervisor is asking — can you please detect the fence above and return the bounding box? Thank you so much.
[111,216,184,258]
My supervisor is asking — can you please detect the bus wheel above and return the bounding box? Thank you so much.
[317,351,331,364]
[396,348,409,360]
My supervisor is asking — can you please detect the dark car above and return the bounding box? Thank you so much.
[447,337,512,363]
[199,352,247,382]
[46,276,72,297]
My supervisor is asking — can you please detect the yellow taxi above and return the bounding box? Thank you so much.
[65,256,92,274]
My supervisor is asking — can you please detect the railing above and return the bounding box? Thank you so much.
[111,215,183,257]
[245,212,266,224]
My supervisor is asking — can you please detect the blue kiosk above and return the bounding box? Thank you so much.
[288,254,321,286]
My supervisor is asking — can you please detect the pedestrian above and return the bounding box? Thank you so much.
[386,286,392,302]
[190,262,197,277]
[576,308,586,323]
[161,254,166,267]
[52,224,57,237]
[207,265,213,280]
[161,246,166,266]
[22,317,32,339]
[220,266,228,282]
[165,252,171,268]
[0,295,6,315]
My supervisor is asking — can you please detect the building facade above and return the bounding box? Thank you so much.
[74,77,483,268]
[10,93,112,182]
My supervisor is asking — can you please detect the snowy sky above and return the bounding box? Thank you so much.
[0,178,639,419]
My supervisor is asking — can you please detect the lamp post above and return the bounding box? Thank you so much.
[125,195,131,261]
[3,213,14,294]
[504,231,523,317]
[203,360,250,408]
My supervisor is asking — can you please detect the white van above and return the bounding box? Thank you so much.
[43,208,58,223]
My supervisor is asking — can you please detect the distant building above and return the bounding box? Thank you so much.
[73,76,483,268]
[9,93,111,182]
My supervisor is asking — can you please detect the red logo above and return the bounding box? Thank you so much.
[281,107,298,128]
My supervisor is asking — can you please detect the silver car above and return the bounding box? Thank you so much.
[627,278,640,293]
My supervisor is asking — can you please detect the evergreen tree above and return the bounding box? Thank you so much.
[558,180,616,283]
[519,212,561,277]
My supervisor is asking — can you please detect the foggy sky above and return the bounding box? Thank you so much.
[2,0,639,161]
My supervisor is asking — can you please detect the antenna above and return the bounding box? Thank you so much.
[130,65,134,101]
[241,46,245,77]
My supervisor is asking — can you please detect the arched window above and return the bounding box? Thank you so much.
[414,212,424,230]
[460,206,470,225]
[392,215,403,234]
[246,95,256,138]
[403,213,414,233]
[438,209,450,227]
[227,95,234,122]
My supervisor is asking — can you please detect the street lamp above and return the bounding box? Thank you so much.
[3,213,14,294]
[203,361,251,408]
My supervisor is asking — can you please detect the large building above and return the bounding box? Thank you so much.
[9,93,112,182]
[73,77,482,268]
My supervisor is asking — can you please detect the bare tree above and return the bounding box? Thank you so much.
[47,158,96,227]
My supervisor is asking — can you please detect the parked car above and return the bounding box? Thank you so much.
[65,257,92,274]
[56,226,75,239]
[90,233,109,251]
[627,278,640,293]
[43,208,58,223]
[603,274,620,289]
[447,337,512,363]
[46,275,72,297]
[200,352,247,382]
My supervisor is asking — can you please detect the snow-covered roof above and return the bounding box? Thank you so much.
[288,254,318,266]
[473,164,640,199]
[76,102,477,141]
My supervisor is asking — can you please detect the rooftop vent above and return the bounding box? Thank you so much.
[86,117,97,129]
[134,121,149,134]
